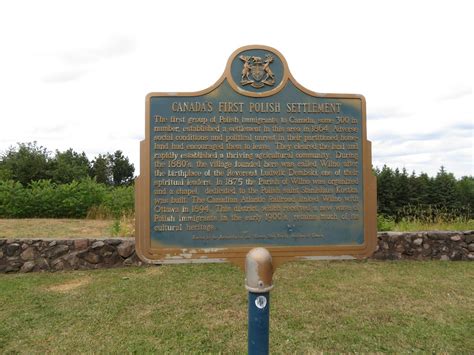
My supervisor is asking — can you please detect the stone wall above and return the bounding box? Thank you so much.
[1,231,473,273]
[0,238,141,273]
[373,231,474,261]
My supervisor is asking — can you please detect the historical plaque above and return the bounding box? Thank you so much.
[136,45,376,267]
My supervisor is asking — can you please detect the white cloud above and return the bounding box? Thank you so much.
[0,0,472,178]
[42,70,86,83]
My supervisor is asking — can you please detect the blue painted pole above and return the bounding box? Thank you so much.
[245,248,274,355]
[248,291,270,355]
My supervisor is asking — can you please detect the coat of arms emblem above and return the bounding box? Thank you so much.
[239,54,275,88]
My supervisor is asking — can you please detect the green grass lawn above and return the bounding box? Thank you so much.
[1,261,472,353]
[0,218,134,238]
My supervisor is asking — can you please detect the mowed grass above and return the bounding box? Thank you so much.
[0,261,472,353]
[391,219,474,232]
[0,219,116,238]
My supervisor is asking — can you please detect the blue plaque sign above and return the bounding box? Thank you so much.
[136,45,377,267]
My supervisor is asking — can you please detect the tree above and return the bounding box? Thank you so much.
[110,150,135,186]
[455,176,474,218]
[0,142,52,185]
[416,172,433,206]
[376,165,396,216]
[90,154,112,185]
[432,166,457,210]
[395,168,410,210]
[50,148,91,184]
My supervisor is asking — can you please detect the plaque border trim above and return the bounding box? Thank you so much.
[136,45,377,268]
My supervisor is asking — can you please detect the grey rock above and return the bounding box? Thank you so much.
[48,245,69,258]
[123,256,135,266]
[468,243,474,252]
[51,258,65,270]
[450,235,462,242]
[6,243,20,256]
[83,252,101,264]
[468,253,474,261]
[382,242,389,250]
[91,241,105,249]
[117,241,134,258]
[403,249,414,256]
[427,233,447,240]
[103,252,120,265]
[0,239,6,247]
[105,239,122,246]
[63,253,80,268]
[5,264,21,273]
[413,238,423,246]
[20,261,35,273]
[465,234,474,243]
[388,233,403,243]
[20,247,36,261]
[36,257,50,270]
[395,244,405,252]
[48,241,57,247]
[440,255,450,261]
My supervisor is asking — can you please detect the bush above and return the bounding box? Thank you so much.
[0,180,29,217]
[0,178,131,218]
[57,179,107,218]
[100,185,134,218]
[377,214,396,231]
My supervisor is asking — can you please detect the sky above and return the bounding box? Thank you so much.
[0,0,472,178]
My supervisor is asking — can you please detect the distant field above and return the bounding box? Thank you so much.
[0,219,118,238]
[0,261,472,353]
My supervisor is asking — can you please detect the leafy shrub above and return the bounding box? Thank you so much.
[99,185,134,218]
[0,180,29,217]
[377,214,396,231]
[0,178,129,218]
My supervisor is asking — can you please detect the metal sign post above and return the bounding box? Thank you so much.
[245,248,274,355]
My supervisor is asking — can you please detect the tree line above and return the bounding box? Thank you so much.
[0,142,134,218]
[374,165,473,222]
[0,142,134,186]
[0,142,472,221]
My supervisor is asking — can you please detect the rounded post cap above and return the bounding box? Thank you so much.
[245,247,274,293]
